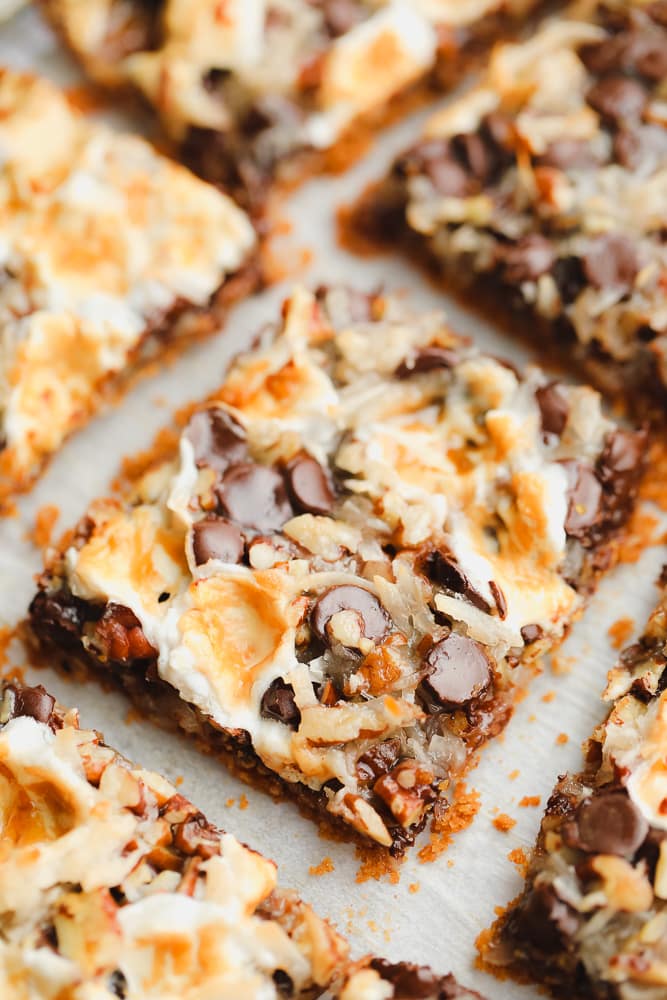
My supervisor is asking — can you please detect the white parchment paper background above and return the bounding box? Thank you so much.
[0,9,665,997]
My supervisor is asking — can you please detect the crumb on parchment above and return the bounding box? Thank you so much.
[309,857,335,877]
[493,813,516,833]
[556,732,569,745]
[519,796,541,808]
[608,616,635,650]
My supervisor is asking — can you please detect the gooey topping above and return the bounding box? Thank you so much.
[0,68,255,484]
[60,285,643,849]
[0,683,348,999]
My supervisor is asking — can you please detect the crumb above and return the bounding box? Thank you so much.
[174,775,184,787]
[508,847,529,874]
[513,686,529,704]
[367,919,378,932]
[408,882,420,894]
[519,795,541,808]
[556,732,569,745]
[238,793,249,810]
[225,798,235,808]
[28,504,59,550]
[355,845,401,884]
[541,690,555,703]
[418,783,481,864]
[551,653,575,676]
[608,616,635,650]
[508,769,520,781]
[493,813,516,833]
[447,859,454,868]
[309,857,335,877]
[0,500,19,518]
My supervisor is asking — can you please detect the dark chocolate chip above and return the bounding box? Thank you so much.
[561,461,603,540]
[310,585,391,645]
[395,345,460,379]
[568,791,649,856]
[216,462,293,532]
[284,454,334,515]
[185,408,247,474]
[501,234,555,284]
[614,124,667,169]
[395,139,472,197]
[356,738,401,783]
[536,138,599,170]
[596,428,647,532]
[422,549,491,613]
[272,970,295,997]
[520,623,544,645]
[260,678,301,728]
[512,883,579,953]
[535,382,569,436]
[422,633,492,708]
[552,256,587,305]
[4,684,55,725]
[586,75,647,122]
[191,517,245,565]
[582,233,639,291]
[452,131,497,183]
[108,970,128,999]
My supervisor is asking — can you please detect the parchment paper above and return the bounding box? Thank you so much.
[1,9,665,996]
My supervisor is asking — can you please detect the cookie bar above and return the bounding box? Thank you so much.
[40,0,549,212]
[483,582,667,999]
[0,679,483,1000]
[29,285,646,854]
[352,0,667,407]
[0,68,257,501]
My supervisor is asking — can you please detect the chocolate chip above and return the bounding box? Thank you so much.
[310,585,391,645]
[535,382,569,436]
[108,970,128,999]
[422,550,491,613]
[216,462,293,532]
[422,633,492,708]
[272,970,295,998]
[395,345,460,379]
[561,461,603,540]
[512,883,579,953]
[596,428,647,533]
[452,131,497,184]
[582,233,639,291]
[614,124,667,169]
[185,408,247,474]
[260,678,301,728]
[586,75,647,123]
[4,684,55,725]
[536,138,599,170]
[191,517,244,565]
[395,139,472,198]
[369,959,471,999]
[552,256,587,305]
[567,791,649,856]
[356,738,401,783]
[284,454,334,515]
[501,234,555,284]
[520,623,544,645]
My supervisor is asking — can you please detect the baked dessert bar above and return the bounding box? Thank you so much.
[0,68,257,501]
[0,679,484,1000]
[29,285,646,855]
[352,0,667,406]
[40,0,549,212]
[483,580,667,998]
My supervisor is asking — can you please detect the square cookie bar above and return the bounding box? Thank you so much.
[0,68,257,502]
[40,0,549,212]
[0,679,483,999]
[351,0,667,407]
[483,580,667,999]
[29,285,645,855]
